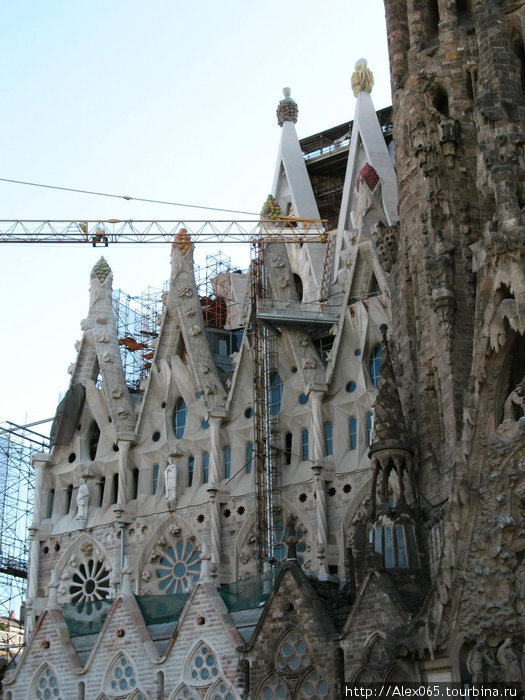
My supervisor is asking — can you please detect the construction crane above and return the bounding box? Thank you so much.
[0,219,327,245]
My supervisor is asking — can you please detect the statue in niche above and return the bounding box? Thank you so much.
[467,641,492,683]
[76,479,89,521]
[164,455,178,509]
[496,639,522,685]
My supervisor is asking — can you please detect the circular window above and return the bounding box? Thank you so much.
[152,431,161,442]
[355,349,361,356]
[201,419,210,429]
[298,393,309,404]
[346,381,356,393]
[68,453,76,463]
[244,407,253,419]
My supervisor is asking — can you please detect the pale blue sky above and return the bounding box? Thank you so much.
[0,1,391,425]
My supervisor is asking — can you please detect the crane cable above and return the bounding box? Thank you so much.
[0,177,259,217]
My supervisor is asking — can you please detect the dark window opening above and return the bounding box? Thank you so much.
[132,468,139,500]
[98,477,106,507]
[426,0,440,43]
[434,87,449,117]
[89,422,100,461]
[152,464,159,494]
[112,473,119,504]
[65,485,73,514]
[456,0,472,24]
[188,456,194,487]
[285,432,292,465]
[293,274,303,301]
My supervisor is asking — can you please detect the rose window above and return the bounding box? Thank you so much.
[208,679,235,700]
[297,670,332,699]
[35,666,61,699]
[69,558,111,604]
[108,655,137,694]
[188,642,219,686]
[275,630,311,674]
[155,540,201,594]
[259,675,291,699]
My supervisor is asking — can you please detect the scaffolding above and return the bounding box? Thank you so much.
[0,420,50,666]
[250,241,282,573]
[195,251,238,329]
[112,285,167,391]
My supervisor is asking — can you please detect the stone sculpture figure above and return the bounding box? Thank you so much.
[165,456,178,509]
[76,479,89,521]
[467,641,491,683]
[496,638,522,685]
[502,385,524,424]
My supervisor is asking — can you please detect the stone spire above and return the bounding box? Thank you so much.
[370,324,409,452]
[276,87,298,126]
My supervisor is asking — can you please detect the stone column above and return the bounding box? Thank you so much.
[207,487,221,577]
[31,455,48,528]
[209,415,222,485]
[310,389,325,463]
[117,440,131,505]
[312,464,328,577]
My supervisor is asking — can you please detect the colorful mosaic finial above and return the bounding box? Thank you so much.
[261,194,283,221]
[92,257,111,283]
[277,87,298,127]
[351,58,374,97]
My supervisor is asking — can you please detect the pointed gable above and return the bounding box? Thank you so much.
[272,88,321,221]
[338,61,398,235]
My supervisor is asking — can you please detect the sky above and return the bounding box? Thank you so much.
[0,0,392,429]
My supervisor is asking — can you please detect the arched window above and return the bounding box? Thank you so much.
[224,446,231,479]
[367,412,374,444]
[112,473,119,504]
[65,484,73,514]
[293,273,303,301]
[131,468,139,500]
[173,397,187,439]
[269,372,283,415]
[33,665,61,699]
[370,345,382,387]
[324,422,333,457]
[106,654,138,695]
[371,519,419,568]
[203,452,209,483]
[246,442,253,473]
[187,641,220,686]
[301,429,309,461]
[152,464,159,494]
[89,422,100,460]
[349,417,357,451]
[188,456,194,487]
[97,477,105,506]
[285,432,292,465]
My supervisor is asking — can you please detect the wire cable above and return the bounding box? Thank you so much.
[0,177,259,216]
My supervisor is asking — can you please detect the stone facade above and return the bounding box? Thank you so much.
[4,3,525,697]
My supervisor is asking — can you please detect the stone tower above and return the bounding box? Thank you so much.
[382,0,525,676]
